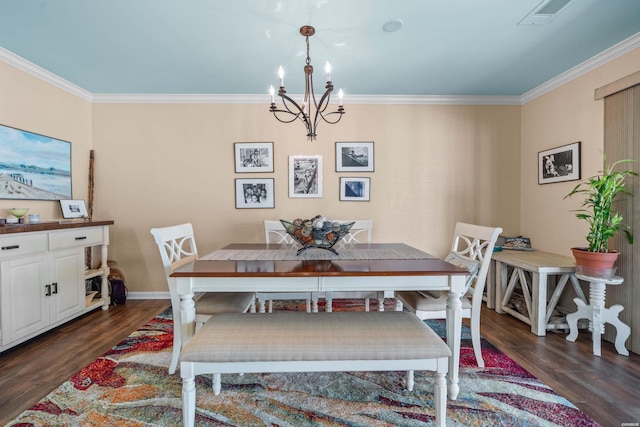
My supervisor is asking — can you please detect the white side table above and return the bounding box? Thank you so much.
[566,274,631,357]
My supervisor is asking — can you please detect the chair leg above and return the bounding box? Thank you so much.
[365,298,370,312]
[213,373,221,395]
[470,314,485,368]
[405,370,414,391]
[169,323,181,374]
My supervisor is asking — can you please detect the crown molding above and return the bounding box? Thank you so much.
[0,47,93,102]
[521,31,640,104]
[91,93,521,105]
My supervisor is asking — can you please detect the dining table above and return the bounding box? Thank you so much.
[171,242,469,400]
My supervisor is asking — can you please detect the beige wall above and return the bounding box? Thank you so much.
[92,102,520,292]
[6,42,640,294]
[520,46,640,255]
[0,61,92,220]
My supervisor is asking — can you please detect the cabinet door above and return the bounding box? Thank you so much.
[0,254,49,345]
[50,248,85,322]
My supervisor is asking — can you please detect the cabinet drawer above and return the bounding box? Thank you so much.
[49,227,104,251]
[0,233,48,260]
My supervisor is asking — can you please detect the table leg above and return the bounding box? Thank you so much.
[446,289,462,400]
[178,290,196,349]
[531,272,547,336]
[495,261,506,314]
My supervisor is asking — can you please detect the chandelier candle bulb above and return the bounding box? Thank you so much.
[325,61,331,82]
[278,66,284,87]
[269,85,275,103]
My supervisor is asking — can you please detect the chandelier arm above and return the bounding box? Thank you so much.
[268,25,344,139]
[278,93,313,134]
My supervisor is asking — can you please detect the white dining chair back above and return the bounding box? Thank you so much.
[150,223,255,374]
[261,220,311,312]
[264,220,296,245]
[335,219,373,247]
[396,222,502,367]
[325,220,377,311]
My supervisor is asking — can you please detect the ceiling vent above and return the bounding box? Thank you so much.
[518,0,572,25]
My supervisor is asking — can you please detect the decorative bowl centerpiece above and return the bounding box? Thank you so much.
[8,208,29,219]
[280,216,355,255]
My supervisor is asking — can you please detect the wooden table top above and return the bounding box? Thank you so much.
[172,243,468,278]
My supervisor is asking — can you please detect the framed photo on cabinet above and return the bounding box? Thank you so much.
[235,178,275,208]
[234,142,274,173]
[339,177,370,201]
[289,155,323,198]
[336,141,374,172]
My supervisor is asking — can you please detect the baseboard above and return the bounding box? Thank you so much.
[127,291,170,300]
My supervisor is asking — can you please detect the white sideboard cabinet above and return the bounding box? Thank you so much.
[0,221,113,352]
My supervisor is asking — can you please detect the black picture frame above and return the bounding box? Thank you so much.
[538,142,581,184]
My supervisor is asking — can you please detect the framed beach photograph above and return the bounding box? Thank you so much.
[0,123,72,200]
[289,155,323,198]
[235,178,275,208]
[538,142,581,184]
[339,177,370,201]
[60,199,88,218]
[336,141,374,172]
[234,142,274,173]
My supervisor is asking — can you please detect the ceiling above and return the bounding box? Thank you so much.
[1,0,640,100]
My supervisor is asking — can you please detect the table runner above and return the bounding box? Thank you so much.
[201,245,436,261]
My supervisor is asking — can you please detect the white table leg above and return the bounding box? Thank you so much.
[446,289,462,400]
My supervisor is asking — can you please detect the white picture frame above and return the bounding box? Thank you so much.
[60,199,88,218]
[289,155,323,198]
[234,142,274,173]
[336,141,374,172]
[235,178,275,209]
[339,177,371,201]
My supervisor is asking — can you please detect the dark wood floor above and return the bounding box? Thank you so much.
[0,300,638,426]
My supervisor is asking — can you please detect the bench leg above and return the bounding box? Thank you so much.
[182,376,196,427]
[434,371,447,427]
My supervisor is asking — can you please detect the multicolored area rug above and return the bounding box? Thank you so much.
[8,300,599,426]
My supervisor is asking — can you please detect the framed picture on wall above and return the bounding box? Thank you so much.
[339,177,370,201]
[234,142,274,173]
[336,141,374,172]
[289,155,323,198]
[0,123,72,200]
[235,178,275,208]
[538,142,581,184]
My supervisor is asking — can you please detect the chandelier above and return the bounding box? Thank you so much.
[269,25,345,140]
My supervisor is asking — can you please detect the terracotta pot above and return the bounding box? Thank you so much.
[571,247,619,277]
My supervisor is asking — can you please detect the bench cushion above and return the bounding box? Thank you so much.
[180,311,450,363]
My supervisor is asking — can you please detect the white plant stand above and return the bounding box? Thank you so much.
[566,274,631,357]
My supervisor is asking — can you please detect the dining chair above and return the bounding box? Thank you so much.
[321,220,378,311]
[395,222,502,368]
[150,223,255,374]
[260,220,312,312]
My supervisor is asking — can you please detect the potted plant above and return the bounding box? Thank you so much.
[564,154,636,277]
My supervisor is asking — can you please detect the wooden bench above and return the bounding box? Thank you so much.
[180,311,450,427]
